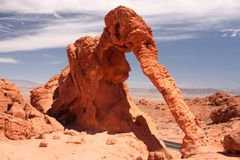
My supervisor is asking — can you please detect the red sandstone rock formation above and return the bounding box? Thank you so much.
[47,38,172,159]
[102,6,206,158]
[192,92,240,124]
[210,105,240,124]
[0,78,63,140]
[192,91,240,107]
[30,74,60,113]
[223,132,240,153]
[208,92,239,106]
[31,6,207,159]
[208,92,240,124]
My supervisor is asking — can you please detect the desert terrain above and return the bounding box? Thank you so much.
[1,79,239,159]
[0,5,240,160]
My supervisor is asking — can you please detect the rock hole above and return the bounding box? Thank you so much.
[115,23,121,40]
[7,104,12,111]
[83,107,86,114]
[4,93,7,96]
[75,48,79,59]
[70,74,74,84]
[144,41,150,49]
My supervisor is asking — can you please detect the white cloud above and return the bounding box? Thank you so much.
[0,58,18,63]
[0,20,103,52]
[1,0,240,52]
[155,34,195,41]
[221,28,240,37]
[1,0,240,17]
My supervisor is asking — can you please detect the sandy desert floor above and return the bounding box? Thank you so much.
[135,98,240,159]
[0,96,239,160]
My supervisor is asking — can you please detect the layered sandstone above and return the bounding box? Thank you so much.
[31,6,207,159]
[0,78,63,140]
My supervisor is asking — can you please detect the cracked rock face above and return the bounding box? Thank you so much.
[30,6,207,159]
[0,78,63,140]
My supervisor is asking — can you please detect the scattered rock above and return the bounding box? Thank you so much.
[138,99,151,106]
[35,134,45,139]
[148,151,167,160]
[52,134,60,139]
[66,140,82,144]
[64,129,78,136]
[106,137,117,145]
[155,104,161,110]
[39,141,48,147]
[66,137,85,144]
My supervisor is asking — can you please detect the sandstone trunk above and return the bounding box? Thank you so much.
[103,6,207,157]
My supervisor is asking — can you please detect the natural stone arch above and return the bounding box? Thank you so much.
[31,6,207,159]
[99,6,207,158]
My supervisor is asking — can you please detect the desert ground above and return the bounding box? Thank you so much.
[1,83,239,159]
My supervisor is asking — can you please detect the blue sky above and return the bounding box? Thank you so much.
[0,0,240,89]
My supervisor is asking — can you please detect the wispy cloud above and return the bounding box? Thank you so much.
[1,0,240,17]
[0,20,103,52]
[0,58,18,63]
[155,34,195,41]
[0,0,240,52]
[220,28,240,37]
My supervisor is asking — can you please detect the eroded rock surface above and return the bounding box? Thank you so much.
[31,6,207,159]
[0,78,63,140]
[193,92,239,107]
[42,37,172,159]
[211,105,240,124]
[30,74,60,113]
[223,132,240,153]
[191,92,240,124]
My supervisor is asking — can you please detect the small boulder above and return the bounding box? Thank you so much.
[64,129,79,136]
[39,141,48,147]
[223,132,240,153]
[35,134,45,139]
[52,135,60,140]
[106,137,117,145]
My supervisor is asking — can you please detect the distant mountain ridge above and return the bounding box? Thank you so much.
[8,79,240,99]
[129,87,240,99]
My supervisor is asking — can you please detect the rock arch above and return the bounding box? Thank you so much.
[31,6,207,159]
